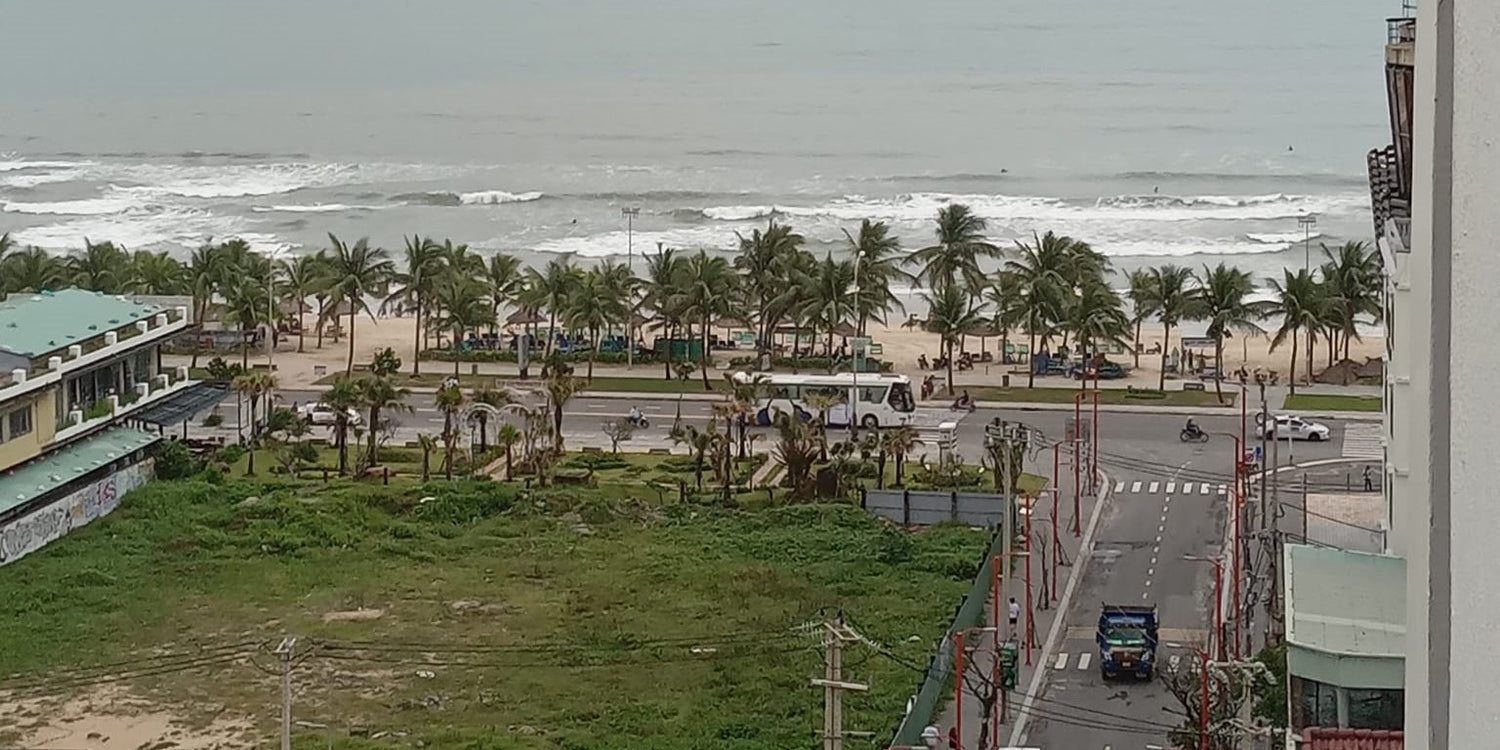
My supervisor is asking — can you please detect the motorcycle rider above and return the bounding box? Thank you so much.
[1184,418,1200,437]
[628,405,644,426]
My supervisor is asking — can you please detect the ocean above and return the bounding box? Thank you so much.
[0,0,1387,287]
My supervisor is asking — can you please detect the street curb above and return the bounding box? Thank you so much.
[1009,468,1113,747]
[577,390,724,402]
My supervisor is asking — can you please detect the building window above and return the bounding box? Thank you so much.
[3,406,32,442]
[1347,689,1403,730]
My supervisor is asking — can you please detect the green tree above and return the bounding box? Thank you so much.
[1266,269,1325,396]
[643,249,687,379]
[1063,278,1130,386]
[126,250,186,295]
[358,374,410,468]
[800,253,856,367]
[220,270,270,370]
[1125,268,1158,369]
[1191,264,1264,403]
[383,234,445,374]
[922,284,985,393]
[1319,241,1382,360]
[905,203,1000,293]
[670,423,721,491]
[543,362,581,453]
[734,220,807,358]
[495,422,522,481]
[841,219,907,336]
[1007,231,1084,387]
[1,246,68,294]
[1147,264,1196,390]
[485,252,526,334]
[522,257,582,358]
[884,424,918,487]
[566,267,629,381]
[435,384,466,479]
[231,371,277,476]
[320,376,362,475]
[69,239,129,292]
[278,252,327,353]
[432,276,496,375]
[673,250,736,390]
[324,234,394,374]
[416,433,437,482]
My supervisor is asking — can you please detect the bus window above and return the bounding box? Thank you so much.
[859,386,887,404]
[888,382,915,412]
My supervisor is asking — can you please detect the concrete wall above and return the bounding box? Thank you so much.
[861,489,1007,527]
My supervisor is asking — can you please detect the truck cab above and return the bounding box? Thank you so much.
[1096,603,1158,680]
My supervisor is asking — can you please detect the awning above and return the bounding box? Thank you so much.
[0,427,161,518]
[133,382,231,426]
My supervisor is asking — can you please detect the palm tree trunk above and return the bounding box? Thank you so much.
[504,447,513,480]
[368,406,380,465]
[1305,328,1314,384]
[1214,336,1225,404]
[347,303,357,374]
[1026,311,1038,389]
[700,316,712,391]
[412,299,422,375]
[945,337,955,394]
[877,452,887,489]
[1289,330,1299,396]
[588,327,597,382]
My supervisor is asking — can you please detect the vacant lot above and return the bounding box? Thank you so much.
[0,477,986,750]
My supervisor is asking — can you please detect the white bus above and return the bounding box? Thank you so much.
[730,371,916,429]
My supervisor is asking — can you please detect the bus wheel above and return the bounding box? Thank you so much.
[756,408,772,427]
[861,414,880,429]
[796,408,812,423]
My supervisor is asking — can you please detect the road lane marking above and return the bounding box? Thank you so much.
[1142,591,1149,599]
[1151,555,1157,565]
[1158,524,1164,533]
[1130,481,1142,493]
[1114,480,1125,492]
[1200,483,1210,495]
[1077,652,1091,670]
[1155,535,1162,544]
[1181,482,1194,493]
[1054,653,1067,669]
[1148,481,1159,493]
[1145,579,1152,587]
[1218,484,1228,494]
[1147,567,1154,576]
[1165,481,1176,494]
[1168,655,1180,672]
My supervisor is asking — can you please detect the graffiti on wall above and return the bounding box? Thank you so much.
[0,458,154,567]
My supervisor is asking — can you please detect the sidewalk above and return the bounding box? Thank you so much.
[936,454,1113,750]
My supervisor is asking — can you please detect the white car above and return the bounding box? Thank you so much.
[298,403,362,427]
[1255,415,1331,442]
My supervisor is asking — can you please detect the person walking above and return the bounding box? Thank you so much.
[1008,597,1021,636]
[1363,464,1375,492]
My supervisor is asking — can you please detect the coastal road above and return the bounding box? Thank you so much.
[1015,411,1345,748]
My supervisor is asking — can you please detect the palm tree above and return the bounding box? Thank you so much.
[70,239,129,292]
[485,252,526,334]
[841,219,907,336]
[231,371,277,476]
[126,250,186,294]
[0,233,12,290]
[1191,264,1264,403]
[566,267,628,381]
[279,253,326,353]
[416,433,438,481]
[1147,264,1196,390]
[2,246,68,294]
[523,257,582,357]
[984,270,1028,368]
[1064,279,1130,384]
[670,423,720,491]
[885,424,918,487]
[1126,269,1158,369]
[495,423,522,480]
[922,284,985,393]
[439,239,485,280]
[1319,241,1383,360]
[905,204,1000,293]
[643,249,687,380]
[324,234,393,374]
[673,250,736,390]
[320,377,362,475]
[383,234,445,374]
[800,253,856,363]
[220,273,269,369]
[543,364,580,453]
[734,219,807,356]
[1266,269,1325,396]
[359,375,410,468]
[432,277,496,375]
[1007,231,1083,387]
[435,384,466,479]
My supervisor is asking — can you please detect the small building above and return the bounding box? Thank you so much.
[0,289,211,566]
[1284,544,1405,734]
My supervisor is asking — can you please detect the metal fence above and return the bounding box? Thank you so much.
[861,489,1008,528]
[889,525,1007,748]
[1283,501,1387,554]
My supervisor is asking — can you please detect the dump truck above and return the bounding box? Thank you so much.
[1096,603,1159,680]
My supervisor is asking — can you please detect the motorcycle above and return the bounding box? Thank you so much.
[1179,428,1209,443]
[627,413,650,429]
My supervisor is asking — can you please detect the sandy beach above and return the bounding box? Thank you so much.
[217,311,1384,394]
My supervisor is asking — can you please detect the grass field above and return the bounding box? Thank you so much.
[966,384,1237,407]
[1282,393,1383,412]
[0,477,983,750]
[311,368,725,395]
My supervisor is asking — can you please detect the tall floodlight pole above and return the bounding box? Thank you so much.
[1298,214,1317,271]
[622,207,640,369]
[850,250,863,440]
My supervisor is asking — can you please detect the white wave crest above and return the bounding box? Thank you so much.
[1091,240,1287,258]
[109,162,357,199]
[250,203,382,214]
[0,158,89,172]
[1245,231,1324,244]
[2,196,150,216]
[702,205,776,221]
[459,190,544,205]
[9,207,256,252]
[527,226,733,258]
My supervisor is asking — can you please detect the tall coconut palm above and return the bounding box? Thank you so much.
[70,239,129,292]
[1147,264,1196,391]
[566,267,628,381]
[324,234,393,374]
[383,234,445,374]
[983,270,1028,367]
[922,284,985,393]
[358,375,411,468]
[885,424,918,487]
[126,250,186,295]
[279,252,326,354]
[320,376,362,475]
[523,257,582,357]
[439,239,485,280]
[232,371,277,476]
[435,384,466,479]
[485,252,526,334]
[1319,241,1383,360]
[734,219,807,356]
[673,250,736,390]
[800,253,856,364]
[543,364,580,453]
[1125,269,1158,369]
[2,246,68,294]
[1007,231,1081,387]
[495,422,522,480]
[220,273,270,369]
[841,219,908,336]
[1191,264,1264,403]
[643,249,687,380]
[431,276,495,375]
[1266,269,1325,396]
[905,203,1000,293]
[1064,279,1131,384]
[0,233,12,288]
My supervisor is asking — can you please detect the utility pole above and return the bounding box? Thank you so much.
[622,207,640,370]
[812,615,867,750]
[274,637,297,750]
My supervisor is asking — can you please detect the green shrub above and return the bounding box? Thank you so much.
[562,454,630,471]
[154,440,202,480]
[421,349,661,365]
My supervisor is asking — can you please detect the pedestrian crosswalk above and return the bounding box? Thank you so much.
[1050,650,1192,672]
[1341,422,1385,460]
[1113,479,1227,497]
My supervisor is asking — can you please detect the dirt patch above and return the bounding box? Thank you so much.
[321,608,385,623]
[4,687,254,749]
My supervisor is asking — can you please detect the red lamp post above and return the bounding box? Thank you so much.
[1185,554,1226,663]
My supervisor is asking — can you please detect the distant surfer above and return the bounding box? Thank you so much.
[1153,186,1159,194]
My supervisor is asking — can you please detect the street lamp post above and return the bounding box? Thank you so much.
[850,250,864,441]
[1229,434,1244,660]
[622,208,640,370]
[1184,555,1226,663]
[1071,393,1085,537]
[1298,214,1317,272]
[1051,444,1061,604]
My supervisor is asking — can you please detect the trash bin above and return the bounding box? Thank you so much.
[1002,374,1010,388]
[471,363,479,376]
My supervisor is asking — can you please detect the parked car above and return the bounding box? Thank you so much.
[1255,414,1331,441]
[1071,361,1127,380]
[298,403,362,426]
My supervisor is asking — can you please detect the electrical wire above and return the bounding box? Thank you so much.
[314,628,802,655]
[312,642,813,670]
